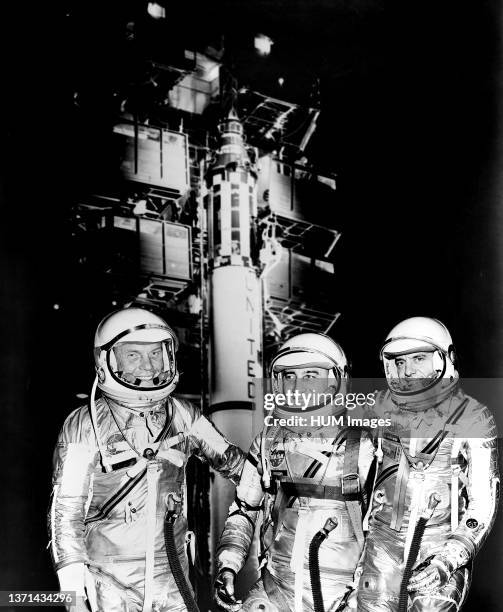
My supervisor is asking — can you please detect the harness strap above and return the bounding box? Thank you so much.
[342,430,361,495]
[346,499,365,548]
[388,398,470,532]
[143,461,160,612]
[145,398,183,612]
[403,470,426,562]
[269,452,328,545]
[271,484,287,544]
[342,430,364,547]
[390,453,410,531]
[363,432,383,531]
[291,506,310,612]
[279,477,360,501]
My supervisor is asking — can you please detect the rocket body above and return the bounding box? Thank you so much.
[210,264,262,444]
[207,111,264,581]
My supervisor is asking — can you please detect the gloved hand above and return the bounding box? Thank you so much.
[408,555,452,594]
[57,563,89,612]
[214,569,242,611]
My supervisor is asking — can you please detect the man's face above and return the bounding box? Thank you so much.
[393,351,437,390]
[113,341,164,386]
[282,366,331,407]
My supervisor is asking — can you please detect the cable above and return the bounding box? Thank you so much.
[164,495,200,612]
[308,517,338,612]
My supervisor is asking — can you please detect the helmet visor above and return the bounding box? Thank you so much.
[382,347,446,395]
[271,349,343,400]
[107,338,177,391]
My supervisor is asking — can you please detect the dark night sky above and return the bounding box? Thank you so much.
[0,0,502,608]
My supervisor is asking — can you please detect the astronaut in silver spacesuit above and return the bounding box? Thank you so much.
[49,307,245,612]
[214,333,375,612]
[356,317,500,611]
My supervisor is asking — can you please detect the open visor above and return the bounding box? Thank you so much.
[381,346,447,396]
[101,323,177,391]
[270,349,344,396]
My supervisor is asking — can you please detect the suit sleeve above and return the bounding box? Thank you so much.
[48,408,98,571]
[183,401,246,485]
[449,403,500,562]
[216,433,264,575]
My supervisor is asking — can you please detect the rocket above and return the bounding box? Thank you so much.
[206,108,264,574]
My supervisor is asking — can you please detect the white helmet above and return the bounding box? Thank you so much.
[94,307,179,404]
[380,317,458,404]
[271,333,349,398]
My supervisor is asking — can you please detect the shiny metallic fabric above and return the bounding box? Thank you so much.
[217,424,375,611]
[49,396,245,611]
[357,390,499,611]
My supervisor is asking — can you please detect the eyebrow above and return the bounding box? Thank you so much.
[282,368,324,375]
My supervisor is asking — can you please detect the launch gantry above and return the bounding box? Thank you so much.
[69,46,343,605]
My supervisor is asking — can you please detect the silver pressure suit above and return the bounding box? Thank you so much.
[357,389,499,611]
[49,396,244,611]
[217,422,375,612]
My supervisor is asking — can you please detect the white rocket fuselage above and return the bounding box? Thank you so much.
[207,111,264,575]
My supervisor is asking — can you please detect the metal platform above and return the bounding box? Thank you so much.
[264,212,341,259]
[264,295,340,339]
[238,89,318,154]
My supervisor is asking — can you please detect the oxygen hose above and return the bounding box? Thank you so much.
[164,494,200,612]
[397,493,441,612]
[309,517,338,612]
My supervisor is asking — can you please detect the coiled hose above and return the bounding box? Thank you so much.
[397,493,441,612]
[309,517,338,612]
[164,494,200,612]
